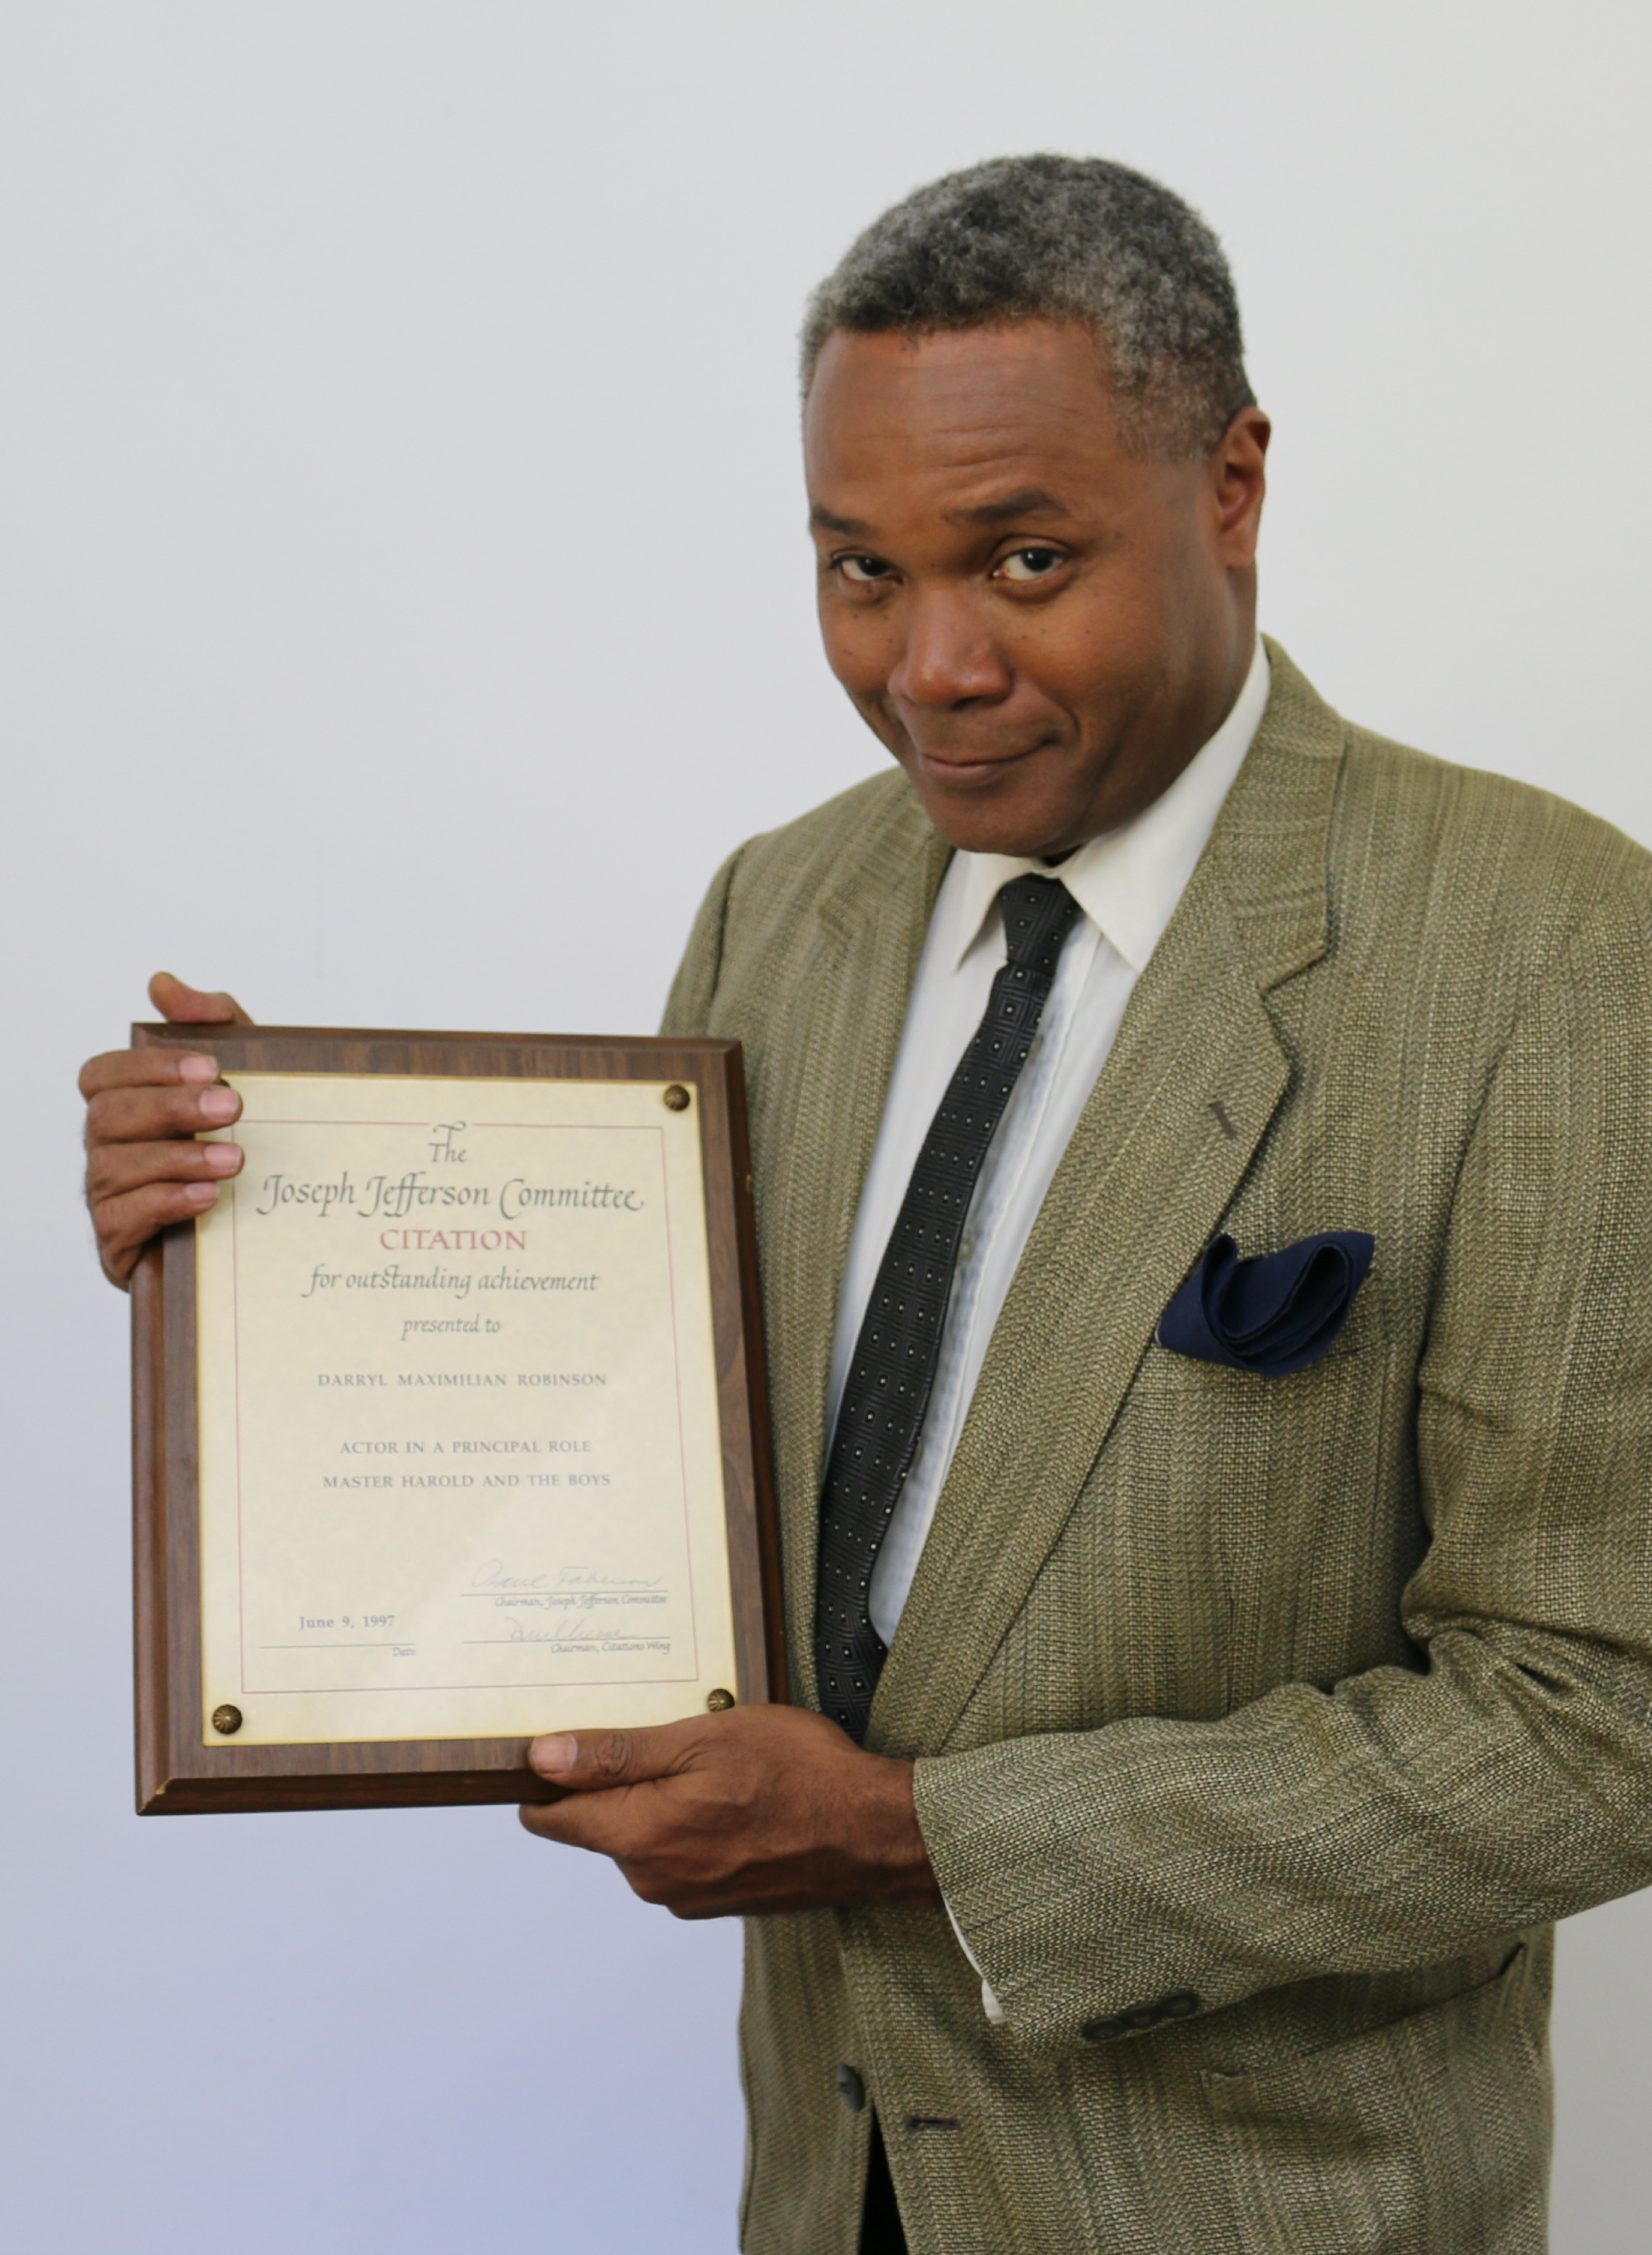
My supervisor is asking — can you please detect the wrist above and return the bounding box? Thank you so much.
[860,1755,943,1905]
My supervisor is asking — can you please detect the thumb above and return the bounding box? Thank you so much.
[527,1722,694,1789]
[149,971,255,1027]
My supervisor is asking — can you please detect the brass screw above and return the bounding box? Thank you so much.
[663,1084,691,1111]
[211,1704,243,1736]
[705,1687,735,1712]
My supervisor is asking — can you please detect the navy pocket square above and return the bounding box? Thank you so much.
[1157,1231,1376,1377]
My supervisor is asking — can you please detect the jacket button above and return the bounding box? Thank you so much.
[1080,2015,1125,2042]
[835,2063,866,2113]
[1125,2004,1162,2032]
[1161,1991,1201,2019]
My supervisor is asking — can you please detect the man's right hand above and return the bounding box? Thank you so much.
[79,972,255,1289]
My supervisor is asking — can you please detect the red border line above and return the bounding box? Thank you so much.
[236,1120,665,1130]
[231,1180,247,1692]
[656,1127,704,1680]
[248,1670,695,1694]
[220,1112,710,1705]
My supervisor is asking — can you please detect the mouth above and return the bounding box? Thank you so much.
[911,740,1049,790]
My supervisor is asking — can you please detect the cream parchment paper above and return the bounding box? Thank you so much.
[195,1074,736,1745]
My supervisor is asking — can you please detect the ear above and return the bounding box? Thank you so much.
[1207,406,1270,569]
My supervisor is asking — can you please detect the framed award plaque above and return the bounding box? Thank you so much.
[130,1025,785,1814]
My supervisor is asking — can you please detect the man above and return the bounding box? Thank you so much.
[80,156,1652,2253]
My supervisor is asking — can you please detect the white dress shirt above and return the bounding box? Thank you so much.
[824,642,1271,2020]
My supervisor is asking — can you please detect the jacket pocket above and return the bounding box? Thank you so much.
[1106,1337,1411,1710]
[1203,1944,1548,2255]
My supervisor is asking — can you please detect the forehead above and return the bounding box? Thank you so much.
[803,322,1129,518]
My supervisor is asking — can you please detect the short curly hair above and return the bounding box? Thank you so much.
[800,153,1254,458]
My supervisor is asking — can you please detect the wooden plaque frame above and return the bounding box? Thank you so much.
[131,1025,784,1815]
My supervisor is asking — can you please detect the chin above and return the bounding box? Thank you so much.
[916,788,1074,862]
[896,743,1084,860]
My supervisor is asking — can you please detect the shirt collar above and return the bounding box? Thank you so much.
[946,639,1271,975]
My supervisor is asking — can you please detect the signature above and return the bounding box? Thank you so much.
[469,1559,551,1592]
[504,1614,667,1645]
[556,1567,663,1590]
[469,1559,664,1594]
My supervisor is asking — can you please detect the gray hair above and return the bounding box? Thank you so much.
[800,153,1254,458]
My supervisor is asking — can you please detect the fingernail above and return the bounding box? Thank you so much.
[529,1734,577,1778]
[199,1088,239,1123]
[203,1143,241,1173]
[176,1055,219,1083]
[185,1182,220,1206]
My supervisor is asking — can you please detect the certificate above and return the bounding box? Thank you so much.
[131,1027,782,1813]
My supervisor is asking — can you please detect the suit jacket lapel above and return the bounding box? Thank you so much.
[868,644,1346,1755]
[759,786,951,1702]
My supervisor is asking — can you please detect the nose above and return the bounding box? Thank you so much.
[887,589,1013,712]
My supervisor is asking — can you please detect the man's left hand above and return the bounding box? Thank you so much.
[518,1704,943,1919]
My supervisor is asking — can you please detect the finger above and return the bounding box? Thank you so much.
[91,1180,229,1284]
[86,1136,244,1202]
[149,971,252,1027]
[527,1719,703,1791]
[79,1047,225,1100]
[84,1079,242,1148]
[517,1793,641,1858]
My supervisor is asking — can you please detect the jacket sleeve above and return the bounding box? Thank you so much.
[657,846,744,1040]
[912,877,1652,2058]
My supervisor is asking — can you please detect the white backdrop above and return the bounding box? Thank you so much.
[3,5,1650,2249]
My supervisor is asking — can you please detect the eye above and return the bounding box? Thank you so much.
[837,554,894,584]
[997,547,1066,582]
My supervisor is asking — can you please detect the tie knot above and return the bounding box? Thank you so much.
[999,874,1082,978]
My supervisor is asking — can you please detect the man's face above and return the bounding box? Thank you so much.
[804,321,1268,859]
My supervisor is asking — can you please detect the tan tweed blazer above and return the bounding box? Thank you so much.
[661,642,1652,2255]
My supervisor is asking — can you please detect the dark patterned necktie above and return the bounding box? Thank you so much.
[815,874,1084,1742]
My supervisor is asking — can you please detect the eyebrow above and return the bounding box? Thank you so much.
[946,487,1070,526]
[810,487,1074,539]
